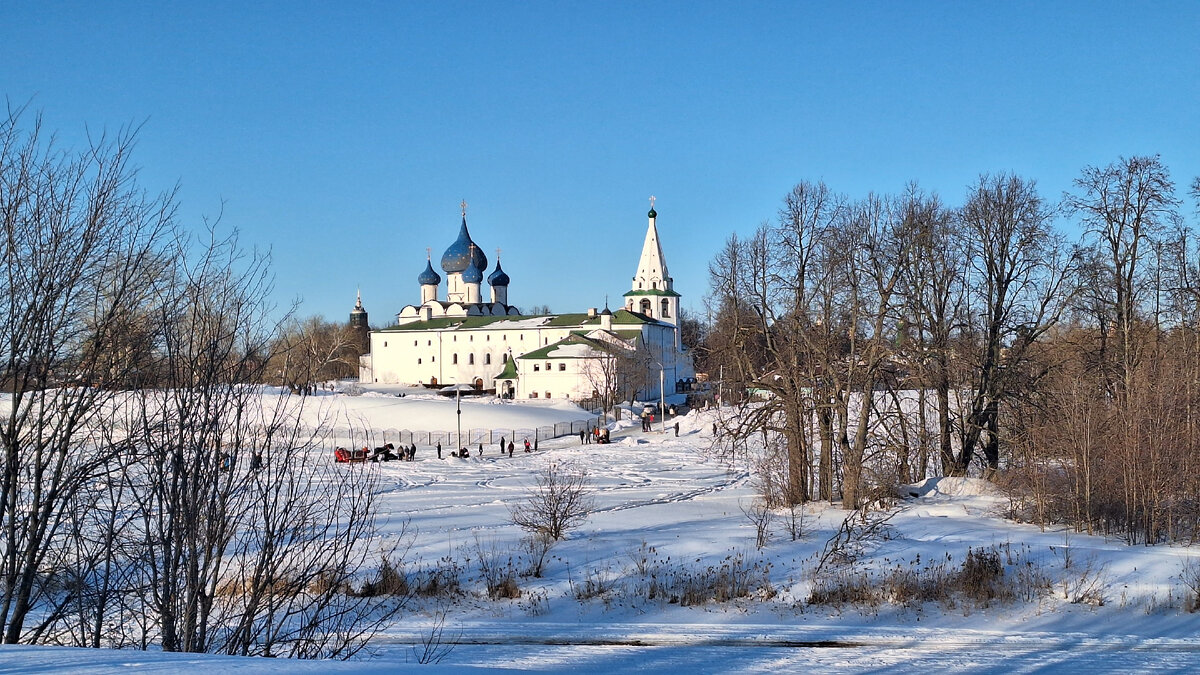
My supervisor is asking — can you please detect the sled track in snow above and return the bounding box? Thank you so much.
[592,469,751,514]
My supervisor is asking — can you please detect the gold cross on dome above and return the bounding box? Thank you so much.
[649,195,656,209]
[460,200,468,217]
[426,247,431,260]
[495,247,502,260]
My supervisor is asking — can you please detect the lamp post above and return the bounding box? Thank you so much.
[659,365,666,433]
[456,384,462,451]
[652,359,666,433]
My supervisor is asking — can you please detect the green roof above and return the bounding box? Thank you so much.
[377,315,519,331]
[517,333,629,361]
[494,359,519,380]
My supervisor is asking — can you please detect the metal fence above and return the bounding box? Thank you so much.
[347,416,607,450]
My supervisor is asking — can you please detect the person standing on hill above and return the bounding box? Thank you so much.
[508,440,514,457]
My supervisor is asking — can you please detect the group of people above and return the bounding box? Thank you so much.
[640,407,657,432]
[368,443,416,462]
[640,404,682,433]
[337,423,633,464]
[579,426,610,444]
[333,443,419,463]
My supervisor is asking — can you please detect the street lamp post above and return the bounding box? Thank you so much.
[456,385,462,451]
[652,359,666,433]
[659,365,666,433]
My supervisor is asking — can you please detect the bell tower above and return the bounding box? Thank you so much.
[623,197,680,347]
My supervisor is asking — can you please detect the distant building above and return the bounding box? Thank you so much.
[348,289,370,356]
[359,200,693,401]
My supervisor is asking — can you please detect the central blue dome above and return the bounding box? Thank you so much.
[441,216,488,274]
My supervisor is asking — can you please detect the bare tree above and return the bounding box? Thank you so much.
[509,461,594,540]
[0,108,175,643]
[1065,155,1179,397]
[956,174,1075,476]
[897,184,965,477]
[267,316,359,394]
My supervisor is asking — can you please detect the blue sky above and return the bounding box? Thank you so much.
[5,2,1198,324]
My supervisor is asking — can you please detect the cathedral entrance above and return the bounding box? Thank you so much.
[474,378,483,390]
[430,376,438,386]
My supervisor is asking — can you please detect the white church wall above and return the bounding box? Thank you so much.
[519,360,591,400]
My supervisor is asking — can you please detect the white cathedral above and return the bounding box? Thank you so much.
[358,200,694,402]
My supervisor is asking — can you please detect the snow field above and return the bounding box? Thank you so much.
[3,385,1199,672]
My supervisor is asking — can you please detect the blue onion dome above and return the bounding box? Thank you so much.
[487,260,510,287]
[418,259,441,286]
[462,261,484,283]
[440,216,488,273]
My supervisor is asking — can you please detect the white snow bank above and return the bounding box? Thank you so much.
[900,476,1003,499]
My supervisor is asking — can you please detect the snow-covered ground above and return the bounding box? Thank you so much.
[3,386,1198,673]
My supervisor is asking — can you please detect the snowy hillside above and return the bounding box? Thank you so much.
[3,387,1198,673]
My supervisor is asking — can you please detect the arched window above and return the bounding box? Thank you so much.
[452,353,458,364]
[640,299,652,314]
[468,353,475,365]
[485,353,492,365]
[661,298,670,317]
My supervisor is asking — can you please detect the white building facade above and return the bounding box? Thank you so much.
[360,202,693,401]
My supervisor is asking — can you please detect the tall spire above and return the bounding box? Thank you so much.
[633,199,671,290]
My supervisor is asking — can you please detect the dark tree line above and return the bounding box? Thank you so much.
[703,157,1200,543]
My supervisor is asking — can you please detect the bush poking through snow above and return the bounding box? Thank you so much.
[411,606,459,665]
[784,503,807,542]
[572,565,617,603]
[741,499,775,550]
[636,550,774,607]
[1061,557,1109,606]
[1182,558,1200,613]
[355,557,409,597]
[509,461,595,540]
[957,548,1005,605]
[411,556,464,598]
[521,532,556,578]
[474,537,522,600]
[808,545,1051,611]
